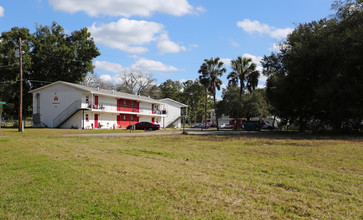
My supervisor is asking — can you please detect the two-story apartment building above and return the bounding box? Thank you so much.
[30,81,187,129]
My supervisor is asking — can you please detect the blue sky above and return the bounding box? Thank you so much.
[0,0,334,97]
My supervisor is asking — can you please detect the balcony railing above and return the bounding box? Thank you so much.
[83,101,165,115]
[54,99,82,127]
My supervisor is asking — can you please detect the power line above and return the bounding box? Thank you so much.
[0,79,55,85]
[0,64,16,69]
[0,81,16,84]
[26,79,55,84]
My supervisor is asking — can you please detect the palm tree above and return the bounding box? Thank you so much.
[198,57,226,130]
[227,56,260,129]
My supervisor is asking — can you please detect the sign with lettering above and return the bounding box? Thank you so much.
[52,96,60,105]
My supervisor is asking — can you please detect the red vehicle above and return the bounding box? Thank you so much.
[127,122,160,131]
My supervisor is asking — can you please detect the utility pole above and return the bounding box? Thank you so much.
[19,38,23,132]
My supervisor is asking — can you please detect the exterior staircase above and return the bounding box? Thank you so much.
[166,115,181,128]
[53,99,82,128]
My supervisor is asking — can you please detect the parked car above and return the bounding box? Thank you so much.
[191,123,210,129]
[127,122,160,131]
[262,122,274,129]
[243,121,261,131]
[219,123,234,129]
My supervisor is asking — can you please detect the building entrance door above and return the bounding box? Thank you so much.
[117,115,121,128]
[94,114,98,128]
[95,95,98,109]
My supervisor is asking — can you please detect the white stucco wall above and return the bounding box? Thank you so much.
[97,112,118,129]
[61,111,82,129]
[138,115,161,124]
[93,95,117,112]
[33,84,84,128]
[139,102,152,115]
[162,100,183,128]
[80,111,120,129]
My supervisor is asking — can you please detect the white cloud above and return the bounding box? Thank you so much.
[270,28,294,39]
[220,58,232,66]
[237,19,271,35]
[269,43,281,52]
[195,6,207,14]
[112,75,124,85]
[100,74,113,82]
[257,84,266,89]
[237,19,293,40]
[221,55,262,68]
[242,53,263,65]
[94,60,126,73]
[256,65,263,73]
[242,54,264,82]
[89,19,163,54]
[178,79,187,85]
[157,33,187,54]
[0,6,4,17]
[130,57,179,72]
[88,18,187,54]
[229,39,240,48]
[95,57,179,75]
[49,0,196,17]
[258,74,267,83]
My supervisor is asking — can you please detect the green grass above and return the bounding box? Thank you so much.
[0,129,362,219]
[0,128,179,137]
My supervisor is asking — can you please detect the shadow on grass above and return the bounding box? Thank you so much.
[191,130,363,141]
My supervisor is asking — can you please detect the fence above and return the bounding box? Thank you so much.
[0,119,33,128]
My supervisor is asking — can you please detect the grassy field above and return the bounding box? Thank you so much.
[0,129,362,219]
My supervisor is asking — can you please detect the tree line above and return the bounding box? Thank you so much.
[262,0,362,131]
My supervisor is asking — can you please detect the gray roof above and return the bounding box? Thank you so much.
[160,98,188,107]
[29,81,163,104]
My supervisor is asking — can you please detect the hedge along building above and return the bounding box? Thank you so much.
[30,81,187,129]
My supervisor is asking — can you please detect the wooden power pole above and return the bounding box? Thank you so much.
[19,38,23,132]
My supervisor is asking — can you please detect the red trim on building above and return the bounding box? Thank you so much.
[94,96,98,109]
[94,114,98,128]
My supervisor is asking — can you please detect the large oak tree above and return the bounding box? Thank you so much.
[0,22,100,119]
[262,0,363,131]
